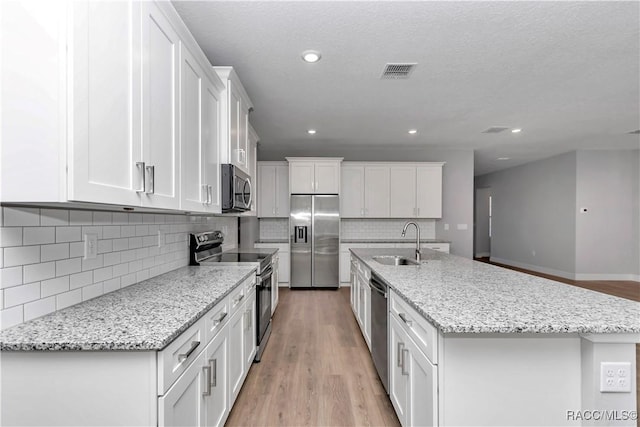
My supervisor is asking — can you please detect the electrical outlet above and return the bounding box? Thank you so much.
[600,362,632,392]
[84,234,98,260]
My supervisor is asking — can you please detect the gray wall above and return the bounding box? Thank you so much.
[474,187,491,257]
[475,152,578,276]
[259,147,475,258]
[575,150,640,278]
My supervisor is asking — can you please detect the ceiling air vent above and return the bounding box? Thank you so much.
[380,63,417,80]
[482,127,510,134]
[627,129,640,134]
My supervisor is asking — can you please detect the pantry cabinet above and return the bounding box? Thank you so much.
[287,158,342,194]
[257,162,289,218]
[214,67,254,176]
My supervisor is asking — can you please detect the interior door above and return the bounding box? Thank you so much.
[312,195,339,287]
[290,195,312,287]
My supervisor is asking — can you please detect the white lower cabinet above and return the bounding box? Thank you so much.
[272,253,280,314]
[204,329,229,427]
[350,255,371,349]
[254,243,289,285]
[228,298,246,406]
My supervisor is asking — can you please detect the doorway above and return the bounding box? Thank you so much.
[475,187,491,258]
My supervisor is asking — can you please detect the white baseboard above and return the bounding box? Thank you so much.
[474,252,490,258]
[489,258,640,282]
[489,257,576,280]
[574,273,640,282]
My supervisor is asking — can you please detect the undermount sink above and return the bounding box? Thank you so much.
[372,255,420,266]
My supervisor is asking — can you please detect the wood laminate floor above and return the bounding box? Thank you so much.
[226,288,400,427]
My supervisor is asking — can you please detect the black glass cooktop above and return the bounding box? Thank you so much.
[218,252,271,263]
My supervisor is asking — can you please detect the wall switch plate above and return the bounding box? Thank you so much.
[456,224,468,230]
[600,362,632,392]
[84,234,98,260]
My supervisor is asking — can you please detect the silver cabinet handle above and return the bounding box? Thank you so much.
[398,312,412,326]
[417,207,420,216]
[145,165,155,194]
[202,184,208,204]
[178,340,200,362]
[135,162,145,193]
[401,349,409,376]
[397,342,404,368]
[208,185,213,205]
[202,365,211,396]
[214,311,227,325]
[211,358,217,387]
[234,293,245,306]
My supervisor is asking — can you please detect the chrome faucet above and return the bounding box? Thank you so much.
[401,221,421,262]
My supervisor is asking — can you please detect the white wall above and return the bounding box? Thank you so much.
[259,147,475,258]
[474,187,491,257]
[475,149,640,280]
[475,151,578,277]
[0,206,238,329]
[575,150,640,279]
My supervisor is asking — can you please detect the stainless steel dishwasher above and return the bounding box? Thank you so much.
[370,272,389,394]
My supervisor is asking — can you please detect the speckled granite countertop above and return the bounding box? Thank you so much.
[255,239,288,244]
[342,239,450,244]
[0,265,256,351]
[351,248,640,335]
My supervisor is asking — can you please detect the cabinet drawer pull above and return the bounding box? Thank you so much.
[177,340,200,362]
[397,342,404,367]
[401,349,409,376]
[135,162,145,193]
[145,165,155,194]
[209,358,217,387]
[208,185,213,204]
[398,312,412,326]
[214,312,227,325]
[202,365,211,396]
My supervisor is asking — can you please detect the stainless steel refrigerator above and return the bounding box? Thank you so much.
[290,195,339,288]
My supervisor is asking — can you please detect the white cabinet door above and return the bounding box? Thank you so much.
[204,330,229,427]
[363,280,371,349]
[389,166,416,218]
[389,315,409,426]
[289,162,314,193]
[364,166,390,217]
[278,252,290,283]
[341,165,364,217]
[228,306,245,406]
[243,291,257,369]
[258,165,277,217]
[314,162,340,193]
[159,350,207,426]
[339,251,351,283]
[272,256,279,314]
[275,165,290,217]
[237,97,250,173]
[69,0,142,206]
[141,2,180,209]
[416,165,442,218]
[405,336,438,427]
[202,77,222,213]
[179,46,206,212]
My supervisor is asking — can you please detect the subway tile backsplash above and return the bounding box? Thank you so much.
[341,218,436,240]
[259,218,289,240]
[0,206,238,330]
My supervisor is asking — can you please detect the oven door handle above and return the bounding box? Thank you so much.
[258,268,273,287]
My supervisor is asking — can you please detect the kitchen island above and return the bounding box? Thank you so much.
[350,248,640,427]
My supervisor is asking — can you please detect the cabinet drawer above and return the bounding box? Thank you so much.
[229,280,247,316]
[390,290,438,365]
[244,273,257,294]
[357,262,371,281]
[158,316,206,394]
[423,243,450,253]
[204,296,230,343]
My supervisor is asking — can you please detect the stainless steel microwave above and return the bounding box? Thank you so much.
[222,164,252,212]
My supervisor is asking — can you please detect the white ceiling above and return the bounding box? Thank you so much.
[173,1,640,176]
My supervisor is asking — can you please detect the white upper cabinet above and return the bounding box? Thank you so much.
[68,0,142,206]
[389,166,416,217]
[257,162,289,217]
[416,165,443,218]
[213,67,254,175]
[341,163,390,218]
[179,44,224,213]
[287,158,342,194]
[140,1,180,210]
[246,124,259,215]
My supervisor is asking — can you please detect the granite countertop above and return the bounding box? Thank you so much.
[350,248,640,335]
[0,265,256,351]
[342,239,450,244]
[255,239,288,244]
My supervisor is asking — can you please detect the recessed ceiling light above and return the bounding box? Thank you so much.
[497,157,510,160]
[511,128,522,133]
[307,129,317,135]
[408,129,418,134]
[301,50,321,63]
